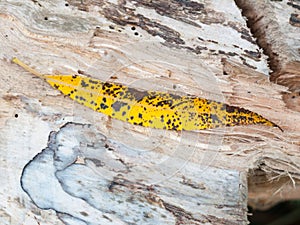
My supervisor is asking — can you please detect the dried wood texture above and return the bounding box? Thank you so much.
[234,0,300,210]
[21,123,247,225]
[235,0,300,111]
[0,0,299,224]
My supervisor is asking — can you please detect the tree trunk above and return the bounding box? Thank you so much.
[0,0,299,224]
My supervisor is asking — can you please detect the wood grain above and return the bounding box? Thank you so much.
[0,0,299,224]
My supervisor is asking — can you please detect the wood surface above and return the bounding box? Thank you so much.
[236,0,300,110]
[0,0,299,224]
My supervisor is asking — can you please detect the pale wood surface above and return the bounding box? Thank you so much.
[0,0,299,224]
[236,0,300,110]
[21,123,248,224]
[235,0,300,209]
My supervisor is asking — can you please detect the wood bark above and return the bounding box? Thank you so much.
[0,0,299,224]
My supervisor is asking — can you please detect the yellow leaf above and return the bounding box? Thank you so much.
[12,57,282,131]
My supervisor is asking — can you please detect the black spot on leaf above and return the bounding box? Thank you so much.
[111,101,128,112]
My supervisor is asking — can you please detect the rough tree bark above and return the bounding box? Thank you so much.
[0,0,299,224]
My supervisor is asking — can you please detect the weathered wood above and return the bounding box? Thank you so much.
[21,123,248,224]
[0,0,299,224]
[222,59,300,210]
[235,0,300,108]
[234,0,300,210]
